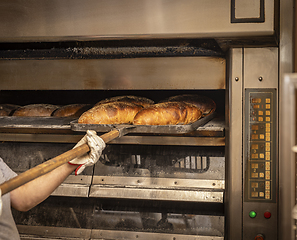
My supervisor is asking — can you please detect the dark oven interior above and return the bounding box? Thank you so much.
[0,89,226,239]
[0,38,226,239]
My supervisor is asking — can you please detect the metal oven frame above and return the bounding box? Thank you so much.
[0,0,295,239]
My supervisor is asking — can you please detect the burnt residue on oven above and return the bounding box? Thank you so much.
[12,196,224,236]
[0,38,225,60]
[98,145,224,177]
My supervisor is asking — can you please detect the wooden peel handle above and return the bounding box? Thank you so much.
[0,129,120,196]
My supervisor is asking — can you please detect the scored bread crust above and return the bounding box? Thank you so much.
[133,101,202,125]
[0,104,20,116]
[52,104,92,117]
[161,94,216,116]
[12,104,59,117]
[78,102,143,124]
[95,95,154,108]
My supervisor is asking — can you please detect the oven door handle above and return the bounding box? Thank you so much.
[0,128,122,196]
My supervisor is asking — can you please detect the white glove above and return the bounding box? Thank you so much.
[69,130,106,175]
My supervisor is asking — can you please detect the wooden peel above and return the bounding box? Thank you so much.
[0,129,120,196]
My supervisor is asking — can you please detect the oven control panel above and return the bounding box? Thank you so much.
[243,89,277,240]
[245,89,276,202]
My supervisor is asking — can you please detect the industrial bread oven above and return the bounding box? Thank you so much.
[0,0,294,239]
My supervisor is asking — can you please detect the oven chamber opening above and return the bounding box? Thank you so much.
[0,38,226,239]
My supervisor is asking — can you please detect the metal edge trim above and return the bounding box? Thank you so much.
[89,186,224,203]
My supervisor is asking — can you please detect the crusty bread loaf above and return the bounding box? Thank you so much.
[161,94,216,116]
[78,102,143,124]
[95,95,154,108]
[133,101,202,125]
[52,104,92,117]
[13,104,59,117]
[0,104,20,116]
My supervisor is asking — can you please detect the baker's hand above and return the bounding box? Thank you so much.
[69,130,106,175]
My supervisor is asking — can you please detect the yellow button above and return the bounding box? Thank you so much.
[265,162,270,170]
[266,98,271,103]
[252,144,259,149]
[265,181,270,186]
[265,171,270,179]
[252,192,259,197]
[251,163,259,168]
[265,195,270,199]
[266,136,271,141]
[266,104,271,109]
[252,173,259,178]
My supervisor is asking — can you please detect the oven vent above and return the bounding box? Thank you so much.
[174,156,209,173]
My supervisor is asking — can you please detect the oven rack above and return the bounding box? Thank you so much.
[0,116,225,146]
[17,226,224,240]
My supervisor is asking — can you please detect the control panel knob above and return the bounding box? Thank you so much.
[254,234,265,240]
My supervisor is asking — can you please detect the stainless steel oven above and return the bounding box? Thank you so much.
[0,0,294,239]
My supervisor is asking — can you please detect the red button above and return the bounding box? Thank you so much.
[264,211,271,219]
[254,234,265,240]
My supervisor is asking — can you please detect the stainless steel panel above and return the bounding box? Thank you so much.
[242,88,278,239]
[93,176,225,190]
[17,225,91,239]
[91,229,224,240]
[279,73,297,240]
[51,184,90,197]
[279,0,294,237]
[90,186,224,203]
[244,48,278,89]
[0,57,225,90]
[0,0,275,42]
[63,175,92,185]
[234,0,261,19]
[242,49,279,239]
[0,133,225,146]
[226,48,243,239]
[52,176,92,197]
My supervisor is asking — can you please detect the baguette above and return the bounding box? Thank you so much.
[95,95,154,108]
[52,104,92,117]
[0,104,20,116]
[161,94,216,116]
[13,104,58,117]
[78,102,143,124]
[133,101,202,125]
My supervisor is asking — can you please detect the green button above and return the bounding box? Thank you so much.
[249,211,257,218]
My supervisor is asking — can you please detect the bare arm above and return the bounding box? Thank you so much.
[9,130,105,212]
[10,163,77,212]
